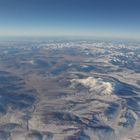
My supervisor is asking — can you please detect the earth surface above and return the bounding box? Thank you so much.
[0,39,140,140]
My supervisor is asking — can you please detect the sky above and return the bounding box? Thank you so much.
[0,0,140,40]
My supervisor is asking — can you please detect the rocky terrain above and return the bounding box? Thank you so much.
[0,39,140,140]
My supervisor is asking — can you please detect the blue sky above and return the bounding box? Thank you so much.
[0,0,140,39]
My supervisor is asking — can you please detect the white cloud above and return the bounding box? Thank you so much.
[71,77,114,96]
